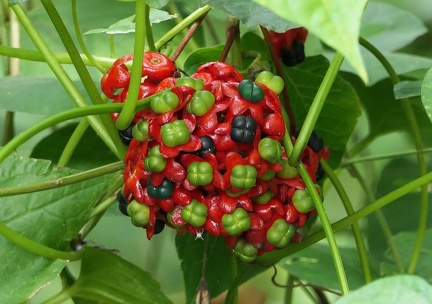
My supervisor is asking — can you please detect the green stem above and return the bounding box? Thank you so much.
[1,111,14,145]
[88,194,118,219]
[71,0,106,73]
[359,37,427,274]
[115,0,146,130]
[343,147,432,166]
[298,163,350,294]
[167,1,200,51]
[11,4,120,158]
[41,287,73,304]
[154,5,211,51]
[0,45,116,67]
[57,119,89,167]
[321,160,372,283]
[284,274,294,304]
[0,221,81,260]
[347,161,405,273]
[0,97,153,164]
[258,168,432,265]
[145,5,155,52]
[0,161,123,197]
[289,52,344,167]
[39,0,126,157]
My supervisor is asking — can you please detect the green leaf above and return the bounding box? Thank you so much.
[334,275,432,304]
[0,76,82,115]
[85,9,177,35]
[421,67,432,123]
[342,73,432,144]
[176,234,234,303]
[284,56,362,167]
[253,0,368,82]
[175,233,267,303]
[395,81,422,100]
[360,2,427,53]
[182,45,225,75]
[279,244,379,291]
[0,153,116,303]
[201,0,298,33]
[31,123,118,170]
[382,229,432,283]
[67,247,172,304]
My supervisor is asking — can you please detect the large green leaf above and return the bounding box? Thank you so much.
[176,233,236,303]
[175,233,266,303]
[0,76,82,115]
[0,153,116,303]
[360,2,427,53]
[253,0,368,82]
[67,247,172,304]
[279,244,379,291]
[201,0,298,33]
[31,123,118,170]
[284,56,362,168]
[421,67,432,123]
[334,275,432,304]
[382,229,432,284]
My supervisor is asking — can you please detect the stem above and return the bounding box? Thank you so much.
[261,26,296,134]
[0,221,81,260]
[171,12,207,61]
[257,168,432,265]
[0,45,116,67]
[57,119,89,167]
[71,0,105,73]
[145,5,155,52]
[167,1,200,50]
[0,161,124,197]
[11,4,121,158]
[154,5,211,51]
[0,97,153,164]
[39,0,126,157]
[321,160,372,283]
[284,274,294,304]
[343,147,432,166]
[347,161,405,273]
[289,52,344,167]
[41,287,73,304]
[360,37,427,274]
[115,0,146,130]
[298,163,350,295]
[219,17,239,65]
[2,112,14,145]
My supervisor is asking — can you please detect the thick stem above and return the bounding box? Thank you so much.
[321,160,372,283]
[115,0,146,130]
[0,161,124,197]
[289,52,344,167]
[219,17,239,64]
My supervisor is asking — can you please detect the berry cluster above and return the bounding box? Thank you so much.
[102,52,329,262]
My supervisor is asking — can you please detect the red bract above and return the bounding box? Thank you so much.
[104,58,329,260]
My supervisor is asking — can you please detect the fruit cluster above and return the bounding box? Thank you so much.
[102,52,329,262]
